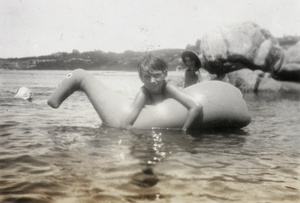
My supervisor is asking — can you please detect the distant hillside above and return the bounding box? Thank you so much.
[1,35,299,71]
[0,49,186,71]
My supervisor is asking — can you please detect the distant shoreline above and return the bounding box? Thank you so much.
[0,48,186,71]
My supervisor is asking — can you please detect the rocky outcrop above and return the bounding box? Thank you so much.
[224,69,300,93]
[272,41,300,81]
[200,22,286,79]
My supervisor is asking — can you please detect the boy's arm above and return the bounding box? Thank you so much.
[166,82,203,131]
[121,88,147,130]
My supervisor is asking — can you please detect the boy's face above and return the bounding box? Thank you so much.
[141,70,166,94]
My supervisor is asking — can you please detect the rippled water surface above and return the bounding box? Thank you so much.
[0,70,299,203]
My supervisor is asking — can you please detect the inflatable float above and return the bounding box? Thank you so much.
[48,69,251,130]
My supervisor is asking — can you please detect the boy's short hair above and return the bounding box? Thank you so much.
[138,54,168,78]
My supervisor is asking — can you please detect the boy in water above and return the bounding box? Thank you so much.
[121,54,203,131]
[181,51,202,88]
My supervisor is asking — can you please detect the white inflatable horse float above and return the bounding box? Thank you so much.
[48,69,251,130]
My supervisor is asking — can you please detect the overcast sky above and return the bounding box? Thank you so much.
[1,0,300,58]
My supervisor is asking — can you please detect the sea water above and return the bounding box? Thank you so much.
[0,70,299,203]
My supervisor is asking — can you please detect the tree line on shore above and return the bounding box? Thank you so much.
[0,35,298,71]
[0,48,186,71]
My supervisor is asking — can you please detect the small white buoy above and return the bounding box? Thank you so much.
[14,87,32,102]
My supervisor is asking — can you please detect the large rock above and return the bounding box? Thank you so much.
[224,69,263,92]
[272,41,300,81]
[200,22,282,77]
[225,69,300,93]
